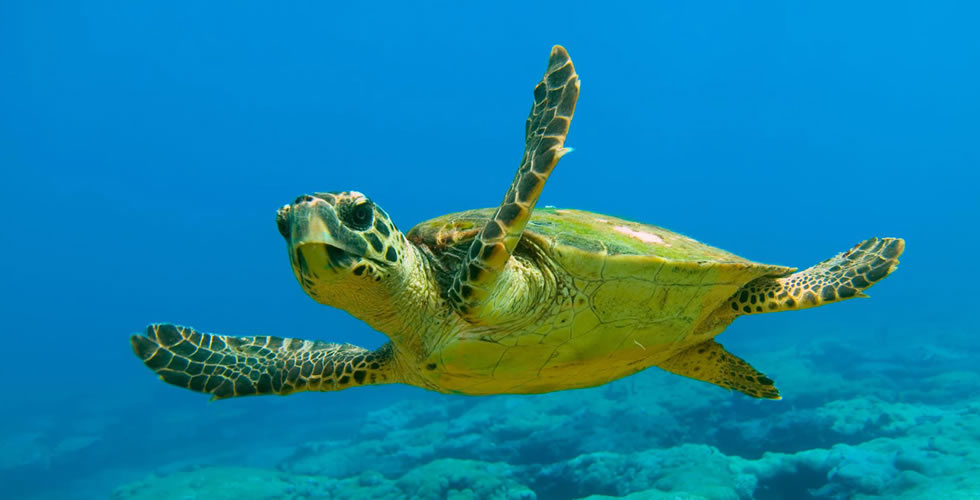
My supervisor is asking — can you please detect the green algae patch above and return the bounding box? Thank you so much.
[413,207,776,264]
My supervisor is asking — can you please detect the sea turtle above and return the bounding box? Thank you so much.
[132,46,904,401]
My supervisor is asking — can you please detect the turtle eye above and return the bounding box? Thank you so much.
[346,202,374,230]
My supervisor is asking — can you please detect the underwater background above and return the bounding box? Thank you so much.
[2,1,978,499]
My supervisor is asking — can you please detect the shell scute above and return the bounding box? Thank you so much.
[592,279,655,322]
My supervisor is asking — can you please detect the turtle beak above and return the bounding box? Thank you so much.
[280,199,363,273]
[276,205,292,239]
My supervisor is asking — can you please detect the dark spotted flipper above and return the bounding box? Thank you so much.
[659,340,781,399]
[448,45,580,317]
[131,324,396,400]
[730,237,904,315]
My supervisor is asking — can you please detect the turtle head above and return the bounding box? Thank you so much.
[276,191,414,314]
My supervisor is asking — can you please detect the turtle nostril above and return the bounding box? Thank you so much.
[294,194,315,204]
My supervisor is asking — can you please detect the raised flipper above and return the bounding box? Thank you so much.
[730,237,904,315]
[131,324,396,400]
[448,45,580,317]
[659,340,781,399]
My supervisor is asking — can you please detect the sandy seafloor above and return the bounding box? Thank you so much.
[4,322,979,500]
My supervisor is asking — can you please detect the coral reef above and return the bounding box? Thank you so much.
[6,338,978,499]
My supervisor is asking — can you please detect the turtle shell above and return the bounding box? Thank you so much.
[407,207,795,394]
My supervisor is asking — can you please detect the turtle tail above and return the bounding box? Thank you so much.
[131,324,396,400]
[730,237,904,315]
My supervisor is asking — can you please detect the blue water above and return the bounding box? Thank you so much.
[2,2,978,499]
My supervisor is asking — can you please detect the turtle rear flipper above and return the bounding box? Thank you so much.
[659,340,780,399]
[131,324,396,400]
[730,237,904,315]
[448,45,579,318]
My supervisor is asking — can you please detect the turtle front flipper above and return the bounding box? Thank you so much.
[449,45,580,318]
[131,324,397,400]
[730,237,905,315]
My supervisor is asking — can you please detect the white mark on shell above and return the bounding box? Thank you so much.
[613,225,666,245]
